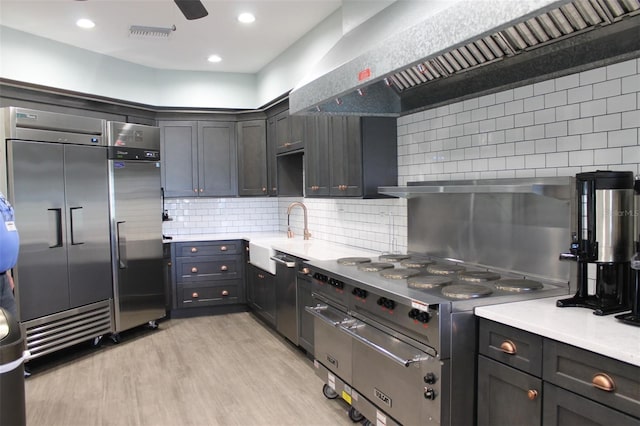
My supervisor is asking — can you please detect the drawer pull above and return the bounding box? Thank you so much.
[592,373,615,392]
[527,389,538,400]
[191,267,198,273]
[258,274,264,279]
[220,246,228,251]
[220,265,228,271]
[192,292,199,298]
[191,247,198,253]
[302,267,310,274]
[500,340,517,355]
[221,290,229,296]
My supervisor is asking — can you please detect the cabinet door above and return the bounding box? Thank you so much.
[477,356,542,426]
[297,275,316,354]
[237,120,268,196]
[199,121,237,197]
[329,116,362,197]
[543,383,639,426]
[266,116,278,196]
[160,121,198,197]
[304,116,330,197]
[274,110,290,153]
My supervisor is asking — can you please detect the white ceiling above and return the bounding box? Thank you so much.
[0,0,343,73]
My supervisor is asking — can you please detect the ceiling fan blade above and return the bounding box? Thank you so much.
[174,0,208,20]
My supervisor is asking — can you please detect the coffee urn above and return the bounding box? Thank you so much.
[616,176,640,325]
[558,170,634,315]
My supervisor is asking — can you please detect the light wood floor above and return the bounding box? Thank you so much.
[25,313,355,426]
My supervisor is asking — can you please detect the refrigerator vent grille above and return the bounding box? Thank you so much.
[389,0,640,91]
[23,300,113,360]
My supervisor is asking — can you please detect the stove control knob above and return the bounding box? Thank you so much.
[377,297,385,306]
[352,288,368,299]
[409,308,420,319]
[383,299,396,310]
[424,388,437,400]
[424,373,437,384]
[418,311,431,323]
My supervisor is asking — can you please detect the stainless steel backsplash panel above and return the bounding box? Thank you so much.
[408,191,571,283]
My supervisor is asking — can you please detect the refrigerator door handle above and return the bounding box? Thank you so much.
[69,207,85,245]
[116,221,128,269]
[47,208,63,248]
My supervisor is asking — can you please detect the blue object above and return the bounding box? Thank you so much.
[0,192,19,273]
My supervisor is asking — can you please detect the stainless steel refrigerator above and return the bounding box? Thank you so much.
[107,122,165,337]
[2,107,113,359]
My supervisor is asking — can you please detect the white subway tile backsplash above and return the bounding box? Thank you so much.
[525,154,546,168]
[593,79,621,99]
[463,98,479,111]
[608,129,638,147]
[495,89,514,104]
[524,95,545,112]
[568,118,593,135]
[487,104,505,119]
[622,110,640,128]
[497,142,515,157]
[515,141,535,155]
[534,80,555,95]
[478,119,497,133]
[556,104,580,121]
[608,93,637,114]
[580,99,607,117]
[594,114,622,132]
[524,125,545,140]
[622,74,640,95]
[594,148,622,164]
[495,116,514,130]
[479,93,496,107]
[545,122,567,138]
[514,84,534,100]
[580,67,607,86]
[505,128,525,142]
[622,146,640,164]
[488,157,506,170]
[568,85,593,104]
[607,59,636,79]
[535,138,557,153]
[555,74,580,90]
[535,108,556,124]
[569,150,594,166]
[514,112,534,127]
[546,152,568,167]
[582,132,608,149]
[545,91,567,108]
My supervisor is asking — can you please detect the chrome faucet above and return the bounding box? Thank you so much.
[287,202,311,240]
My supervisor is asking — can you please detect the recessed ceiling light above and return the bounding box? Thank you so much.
[207,55,222,63]
[76,18,95,29]
[237,13,255,24]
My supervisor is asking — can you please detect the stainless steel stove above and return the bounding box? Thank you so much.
[304,177,574,426]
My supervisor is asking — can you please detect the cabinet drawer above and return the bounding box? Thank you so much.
[543,339,640,418]
[478,319,543,376]
[175,240,241,257]
[176,256,241,282]
[177,281,240,307]
[477,356,542,426]
[543,382,639,426]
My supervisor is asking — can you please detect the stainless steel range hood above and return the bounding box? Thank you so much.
[290,0,640,117]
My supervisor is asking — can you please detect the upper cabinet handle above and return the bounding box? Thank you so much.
[220,246,228,251]
[500,340,517,355]
[592,373,615,392]
[191,247,198,253]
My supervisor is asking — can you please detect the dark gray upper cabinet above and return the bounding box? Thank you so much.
[306,116,397,198]
[274,109,305,154]
[160,120,237,197]
[266,115,278,196]
[237,119,268,196]
[305,116,331,197]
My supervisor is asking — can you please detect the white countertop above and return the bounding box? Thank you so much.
[164,232,283,243]
[475,296,640,367]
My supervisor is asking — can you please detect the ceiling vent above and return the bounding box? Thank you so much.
[128,25,176,39]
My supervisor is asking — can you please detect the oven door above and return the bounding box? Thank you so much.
[342,320,441,426]
[305,298,354,383]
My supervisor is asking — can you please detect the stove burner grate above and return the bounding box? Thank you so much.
[458,271,501,282]
[494,279,543,292]
[442,283,493,299]
[427,263,466,275]
[358,262,394,272]
[400,258,433,269]
[337,257,372,266]
[380,268,421,280]
[407,275,453,289]
[378,253,410,262]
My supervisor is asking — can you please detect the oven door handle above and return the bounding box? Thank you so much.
[339,324,428,367]
[305,305,349,327]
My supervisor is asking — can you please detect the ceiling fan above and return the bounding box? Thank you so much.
[174,0,208,20]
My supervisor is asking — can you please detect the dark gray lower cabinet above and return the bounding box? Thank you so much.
[247,264,276,326]
[543,383,640,426]
[296,273,315,354]
[477,319,640,426]
[477,356,542,426]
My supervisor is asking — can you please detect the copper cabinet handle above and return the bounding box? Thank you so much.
[199,188,204,193]
[500,340,517,355]
[258,274,264,279]
[272,187,277,191]
[262,187,267,192]
[221,290,229,296]
[194,189,198,193]
[192,292,199,298]
[527,390,538,400]
[220,246,228,251]
[592,373,615,392]
[220,265,228,271]
[284,142,291,147]
[302,267,310,274]
[191,247,198,253]
[191,267,198,273]
[167,262,172,266]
